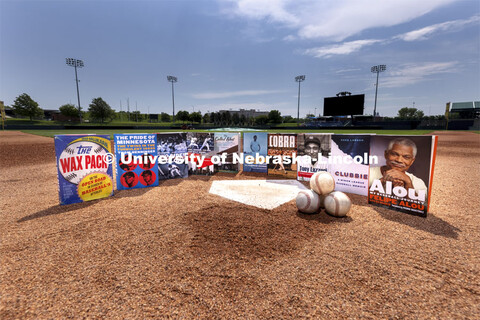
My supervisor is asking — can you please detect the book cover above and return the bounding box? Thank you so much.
[186,132,216,175]
[297,133,331,181]
[243,132,268,173]
[54,134,114,205]
[329,134,372,196]
[213,132,240,173]
[368,135,438,217]
[114,134,159,190]
[156,133,189,180]
[267,133,297,179]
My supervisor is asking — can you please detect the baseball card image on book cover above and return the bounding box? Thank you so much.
[213,132,240,173]
[186,132,216,175]
[156,133,189,180]
[297,133,331,181]
[243,132,268,173]
[114,134,159,190]
[54,134,114,205]
[267,133,297,179]
[329,134,372,196]
[368,135,438,217]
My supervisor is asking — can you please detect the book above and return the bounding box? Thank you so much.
[114,133,159,190]
[267,133,297,179]
[213,132,240,173]
[329,134,372,196]
[296,133,331,181]
[242,132,268,173]
[186,132,215,175]
[368,135,438,217]
[54,134,114,205]
[156,133,189,180]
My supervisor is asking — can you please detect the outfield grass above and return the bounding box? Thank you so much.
[19,128,435,139]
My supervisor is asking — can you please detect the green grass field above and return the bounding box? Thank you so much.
[19,128,436,139]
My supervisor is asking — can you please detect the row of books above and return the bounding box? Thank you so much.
[55,132,437,216]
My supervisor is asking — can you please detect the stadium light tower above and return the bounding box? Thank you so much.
[295,75,306,126]
[66,58,84,122]
[371,64,386,119]
[167,75,178,123]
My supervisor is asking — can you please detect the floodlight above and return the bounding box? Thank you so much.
[295,75,306,126]
[65,57,85,122]
[371,64,387,119]
[167,75,178,122]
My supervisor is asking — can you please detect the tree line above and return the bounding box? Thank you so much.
[8,92,453,124]
[7,93,296,124]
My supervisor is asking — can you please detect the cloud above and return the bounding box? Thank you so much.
[302,15,479,59]
[335,68,362,74]
[396,15,480,41]
[380,61,458,88]
[222,0,458,41]
[303,39,381,58]
[224,0,299,26]
[192,90,282,99]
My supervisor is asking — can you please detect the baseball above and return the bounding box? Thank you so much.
[324,191,352,217]
[296,190,321,214]
[58,141,109,184]
[310,171,335,195]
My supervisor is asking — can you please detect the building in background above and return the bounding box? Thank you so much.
[217,108,269,118]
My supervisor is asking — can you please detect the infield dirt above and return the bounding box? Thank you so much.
[1,131,479,319]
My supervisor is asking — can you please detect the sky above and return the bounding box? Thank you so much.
[1,0,479,117]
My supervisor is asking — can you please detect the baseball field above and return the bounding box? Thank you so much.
[1,130,479,318]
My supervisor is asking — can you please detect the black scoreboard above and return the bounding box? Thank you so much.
[324,94,365,116]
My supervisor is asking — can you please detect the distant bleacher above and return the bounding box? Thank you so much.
[449,101,480,119]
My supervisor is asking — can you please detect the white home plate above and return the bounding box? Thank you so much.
[209,180,308,210]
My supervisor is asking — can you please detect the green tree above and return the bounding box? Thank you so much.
[131,111,146,122]
[283,115,295,123]
[224,111,232,126]
[59,104,80,118]
[212,112,220,126]
[240,114,246,126]
[232,113,240,126]
[116,111,127,121]
[189,111,202,123]
[268,110,282,123]
[88,97,116,123]
[305,113,315,118]
[160,112,171,122]
[255,115,268,125]
[12,93,43,121]
[202,113,210,124]
[176,110,190,123]
[397,107,425,119]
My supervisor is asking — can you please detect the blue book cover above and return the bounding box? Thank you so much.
[243,132,268,173]
[54,134,114,205]
[114,134,159,190]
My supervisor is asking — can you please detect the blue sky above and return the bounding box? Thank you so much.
[1,0,479,117]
